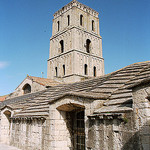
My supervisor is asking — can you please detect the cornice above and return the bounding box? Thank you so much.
[48,49,104,61]
[53,0,99,19]
[50,25,102,40]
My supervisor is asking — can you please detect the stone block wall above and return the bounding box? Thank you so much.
[132,84,150,150]
[6,78,46,99]
[0,108,13,144]
[87,112,141,150]
[10,118,50,150]
[48,96,105,150]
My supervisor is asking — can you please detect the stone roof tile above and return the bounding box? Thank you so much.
[28,76,61,87]
[2,61,150,117]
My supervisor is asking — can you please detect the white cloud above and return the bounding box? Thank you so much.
[0,61,9,69]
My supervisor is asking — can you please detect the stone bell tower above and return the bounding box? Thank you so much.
[47,0,104,83]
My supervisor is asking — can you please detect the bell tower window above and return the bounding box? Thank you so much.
[63,65,65,76]
[55,67,58,77]
[60,40,64,53]
[84,64,88,75]
[92,20,95,31]
[67,15,70,26]
[86,39,91,53]
[94,66,96,77]
[80,15,83,26]
[57,21,60,31]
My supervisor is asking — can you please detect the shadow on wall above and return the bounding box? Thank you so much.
[122,121,150,150]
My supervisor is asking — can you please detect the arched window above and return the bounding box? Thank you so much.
[67,15,70,26]
[86,39,91,53]
[84,64,88,75]
[55,67,58,77]
[63,65,65,75]
[94,66,96,77]
[60,40,64,53]
[23,84,31,94]
[92,20,95,31]
[57,21,60,31]
[80,15,83,26]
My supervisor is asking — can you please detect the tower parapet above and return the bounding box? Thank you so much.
[53,0,99,19]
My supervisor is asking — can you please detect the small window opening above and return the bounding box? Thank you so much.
[67,15,70,26]
[63,65,65,76]
[92,20,95,31]
[84,64,88,75]
[60,40,64,53]
[94,66,96,77]
[80,15,83,26]
[23,84,31,94]
[55,67,58,77]
[57,21,60,31]
[86,39,91,53]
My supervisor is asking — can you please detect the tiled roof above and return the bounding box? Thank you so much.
[28,76,61,87]
[1,61,150,117]
[95,61,150,114]
[0,95,7,102]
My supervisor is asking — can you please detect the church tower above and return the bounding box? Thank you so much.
[47,0,104,83]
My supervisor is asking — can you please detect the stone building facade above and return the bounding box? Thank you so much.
[0,1,150,150]
[5,75,61,100]
[47,0,104,83]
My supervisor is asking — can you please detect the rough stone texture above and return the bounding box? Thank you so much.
[1,1,150,150]
[6,76,60,99]
[0,61,150,150]
[47,0,104,83]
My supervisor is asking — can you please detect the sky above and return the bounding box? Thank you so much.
[0,0,150,96]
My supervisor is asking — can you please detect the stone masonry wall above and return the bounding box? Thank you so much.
[48,96,104,150]
[7,78,46,99]
[88,111,141,150]
[132,84,150,150]
[10,118,50,150]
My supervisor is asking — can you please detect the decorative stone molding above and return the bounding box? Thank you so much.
[53,0,99,19]
[88,113,124,121]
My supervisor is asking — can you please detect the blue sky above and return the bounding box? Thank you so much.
[0,0,150,96]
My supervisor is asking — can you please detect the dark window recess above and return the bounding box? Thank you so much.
[63,65,65,75]
[75,111,85,150]
[67,15,70,26]
[60,40,64,53]
[23,84,31,94]
[55,67,58,77]
[94,66,96,77]
[84,64,88,75]
[80,15,83,26]
[92,20,95,31]
[86,39,91,53]
[57,21,60,31]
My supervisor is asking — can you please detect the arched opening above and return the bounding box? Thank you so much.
[55,67,58,77]
[60,40,64,53]
[63,65,65,76]
[57,103,85,150]
[67,15,70,26]
[1,110,12,143]
[23,84,31,94]
[92,20,95,31]
[86,39,91,53]
[84,64,88,75]
[4,110,11,123]
[94,66,96,77]
[80,15,83,26]
[57,21,60,31]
